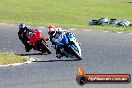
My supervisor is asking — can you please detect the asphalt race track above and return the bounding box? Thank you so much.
[0,25,132,88]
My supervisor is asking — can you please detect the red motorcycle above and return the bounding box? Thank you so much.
[26,29,51,54]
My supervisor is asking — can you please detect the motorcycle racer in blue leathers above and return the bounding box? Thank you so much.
[47,26,75,58]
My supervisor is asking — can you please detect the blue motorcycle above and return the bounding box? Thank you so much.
[55,32,82,60]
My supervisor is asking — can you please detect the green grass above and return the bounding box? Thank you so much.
[0,0,132,31]
[0,53,27,65]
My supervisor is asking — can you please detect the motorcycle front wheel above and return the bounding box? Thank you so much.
[68,45,82,60]
[39,39,51,54]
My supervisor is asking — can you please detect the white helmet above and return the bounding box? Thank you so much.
[47,26,56,36]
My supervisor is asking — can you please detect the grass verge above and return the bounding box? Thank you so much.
[0,0,132,31]
[0,53,27,65]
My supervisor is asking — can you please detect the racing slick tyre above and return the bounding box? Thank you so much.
[40,39,51,54]
[69,46,82,60]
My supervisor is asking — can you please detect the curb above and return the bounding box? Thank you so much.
[67,28,132,35]
[0,57,35,67]
[3,24,131,35]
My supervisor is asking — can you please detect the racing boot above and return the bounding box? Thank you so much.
[25,45,32,52]
[56,48,62,59]
[56,53,62,59]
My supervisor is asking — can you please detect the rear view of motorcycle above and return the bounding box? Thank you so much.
[26,29,51,54]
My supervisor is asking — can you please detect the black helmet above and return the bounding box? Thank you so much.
[19,23,27,30]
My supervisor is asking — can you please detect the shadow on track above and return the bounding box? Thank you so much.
[16,52,48,56]
[33,59,81,62]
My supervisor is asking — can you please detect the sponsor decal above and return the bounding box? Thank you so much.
[76,67,131,85]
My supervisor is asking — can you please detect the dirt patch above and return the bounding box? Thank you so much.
[0,22,16,26]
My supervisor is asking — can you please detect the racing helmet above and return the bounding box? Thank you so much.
[48,26,56,36]
[19,23,27,30]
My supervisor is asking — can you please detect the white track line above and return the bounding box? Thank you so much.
[30,26,132,35]
[84,30,91,31]
[103,31,109,32]
[69,28,76,30]
[82,29,132,36]
[39,27,45,29]
[117,32,123,34]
